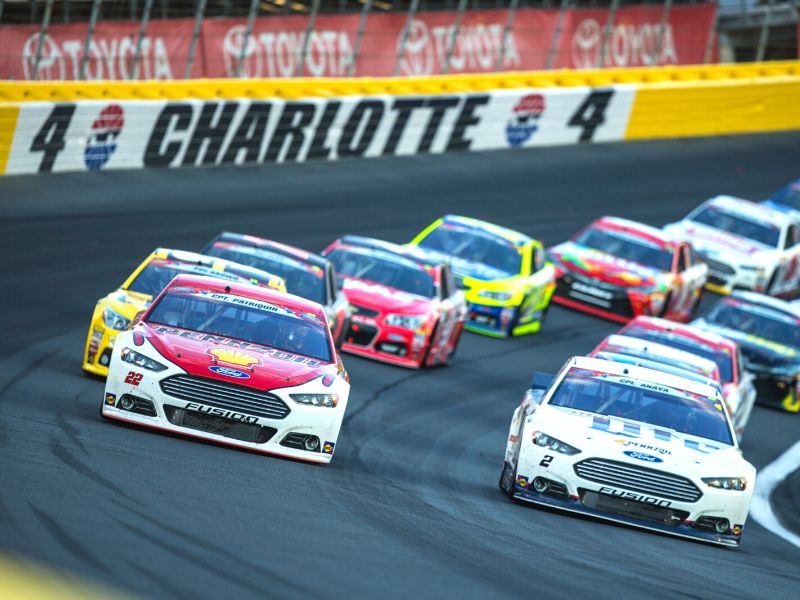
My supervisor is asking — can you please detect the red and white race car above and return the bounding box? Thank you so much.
[548,217,707,324]
[322,236,466,368]
[102,274,349,464]
[618,316,756,442]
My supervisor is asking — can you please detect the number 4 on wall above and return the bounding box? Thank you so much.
[568,90,614,143]
[30,104,76,172]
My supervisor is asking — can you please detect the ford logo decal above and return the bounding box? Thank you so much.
[624,450,663,463]
[209,365,250,379]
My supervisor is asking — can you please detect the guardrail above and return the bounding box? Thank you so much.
[1,60,798,176]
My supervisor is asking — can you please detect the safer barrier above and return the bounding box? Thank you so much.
[1,61,799,176]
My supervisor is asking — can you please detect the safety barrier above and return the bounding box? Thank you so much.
[1,61,799,176]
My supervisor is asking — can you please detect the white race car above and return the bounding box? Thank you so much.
[663,195,800,297]
[499,356,755,547]
[102,274,350,464]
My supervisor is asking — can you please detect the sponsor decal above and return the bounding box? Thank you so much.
[185,401,259,424]
[84,104,124,171]
[572,281,613,300]
[104,393,116,405]
[322,374,335,387]
[208,348,261,367]
[598,486,672,507]
[620,441,671,455]
[623,450,663,463]
[322,441,335,455]
[209,365,251,379]
[506,94,544,147]
[516,475,529,488]
[124,371,143,386]
[570,18,678,69]
[133,332,145,346]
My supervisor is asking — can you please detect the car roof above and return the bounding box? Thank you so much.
[600,334,719,374]
[624,316,737,350]
[594,216,677,249]
[729,290,800,319]
[205,232,329,269]
[150,248,286,289]
[703,195,793,228]
[569,355,720,398]
[333,235,444,269]
[440,215,533,246]
[593,351,721,389]
[163,274,325,316]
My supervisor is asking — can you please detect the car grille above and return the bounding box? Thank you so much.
[699,254,735,275]
[163,405,277,444]
[346,323,378,347]
[351,304,379,318]
[557,275,633,317]
[580,489,689,527]
[160,375,290,420]
[574,458,702,503]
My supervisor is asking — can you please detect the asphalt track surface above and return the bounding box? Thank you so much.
[2,132,800,600]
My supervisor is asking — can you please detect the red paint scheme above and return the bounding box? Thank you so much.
[139,275,343,390]
[322,239,465,369]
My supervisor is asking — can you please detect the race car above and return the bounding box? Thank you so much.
[548,216,707,324]
[619,316,757,441]
[693,292,800,413]
[663,195,800,297]
[407,215,556,337]
[321,236,466,368]
[102,274,349,464]
[762,178,800,221]
[201,232,351,347]
[499,356,755,547]
[83,248,287,378]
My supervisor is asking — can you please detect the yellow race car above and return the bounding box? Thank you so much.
[408,215,556,337]
[82,248,286,377]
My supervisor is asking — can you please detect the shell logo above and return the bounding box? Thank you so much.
[208,348,261,367]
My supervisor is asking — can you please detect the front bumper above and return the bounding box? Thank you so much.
[464,303,519,337]
[102,354,347,464]
[699,255,765,295]
[752,373,800,413]
[341,316,430,368]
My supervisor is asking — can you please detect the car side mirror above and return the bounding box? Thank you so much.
[128,310,145,329]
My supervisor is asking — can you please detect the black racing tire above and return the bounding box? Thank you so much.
[499,460,516,499]
[766,271,779,296]
[419,322,439,368]
[659,292,673,319]
[446,324,463,361]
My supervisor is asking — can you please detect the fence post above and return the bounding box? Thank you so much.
[545,0,570,70]
[703,0,720,64]
[393,0,420,76]
[755,0,775,62]
[185,0,207,79]
[348,0,372,77]
[495,0,519,72]
[31,0,56,81]
[596,0,620,69]
[442,0,468,74]
[296,0,321,77]
[654,0,673,65]
[235,0,260,78]
[131,0,154,79]
[78,0,102,80]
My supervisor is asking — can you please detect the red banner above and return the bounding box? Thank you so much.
[0,4,716,81]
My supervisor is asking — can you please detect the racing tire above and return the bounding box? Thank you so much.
[658,292,673,319]
[499,460,516,499]
[766,271,779,296]
[419,322,439,368]
[446,324,463,362]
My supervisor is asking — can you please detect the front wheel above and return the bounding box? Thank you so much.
[499,460,516,498]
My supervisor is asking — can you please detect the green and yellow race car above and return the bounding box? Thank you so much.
[82,248,286,377]
[408,215,555,337]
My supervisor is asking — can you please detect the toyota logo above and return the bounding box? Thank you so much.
[398,19,434,76]
[23,33,64,80]
[223,25,261,78]
[571,19,601,69]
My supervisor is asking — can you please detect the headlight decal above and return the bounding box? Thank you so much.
[384,314,427,330]
[701,477,747,491]
[121,347,168,372]
[103,307,131,331]
[532,431,581,455]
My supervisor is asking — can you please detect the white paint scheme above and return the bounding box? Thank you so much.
[500,356,756,546]
[663,195,800,296]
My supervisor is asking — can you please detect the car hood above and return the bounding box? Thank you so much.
[672,221,774,259]
[105,289,154,319]
[693,319,800,368]
[417,247,514,282]
[143,323,335,390]
[549,242,661,288]
[340,277,433,314]
[531,405,738,469]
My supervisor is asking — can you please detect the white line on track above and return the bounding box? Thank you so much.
[751,439,800,549]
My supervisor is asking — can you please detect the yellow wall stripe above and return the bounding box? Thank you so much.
[0,105,20,175]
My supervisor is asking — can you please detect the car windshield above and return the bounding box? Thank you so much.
[147,290,331,363]
[127,260,247,297]
[705,299,800,350]
[689,205,780,247]
[327,248,435,298]
[416,224,523,276]
[549,369,733,445]
[573,226,673,271]
[206,245,326,305]
[622,324,734,383]
[770,182,800,209]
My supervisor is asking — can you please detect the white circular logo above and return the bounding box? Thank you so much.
[22,33,64,80]
[223,25,261,78]
[571,19,601,69]
[398,19,433,76]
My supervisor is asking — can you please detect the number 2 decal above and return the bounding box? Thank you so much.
[124,371,143,386]
[539,454,554,468]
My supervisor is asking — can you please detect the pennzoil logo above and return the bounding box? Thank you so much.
[208,348,260,367]
[322,441,335,455]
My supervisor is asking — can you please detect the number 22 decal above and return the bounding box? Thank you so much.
[124,371,143,386]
